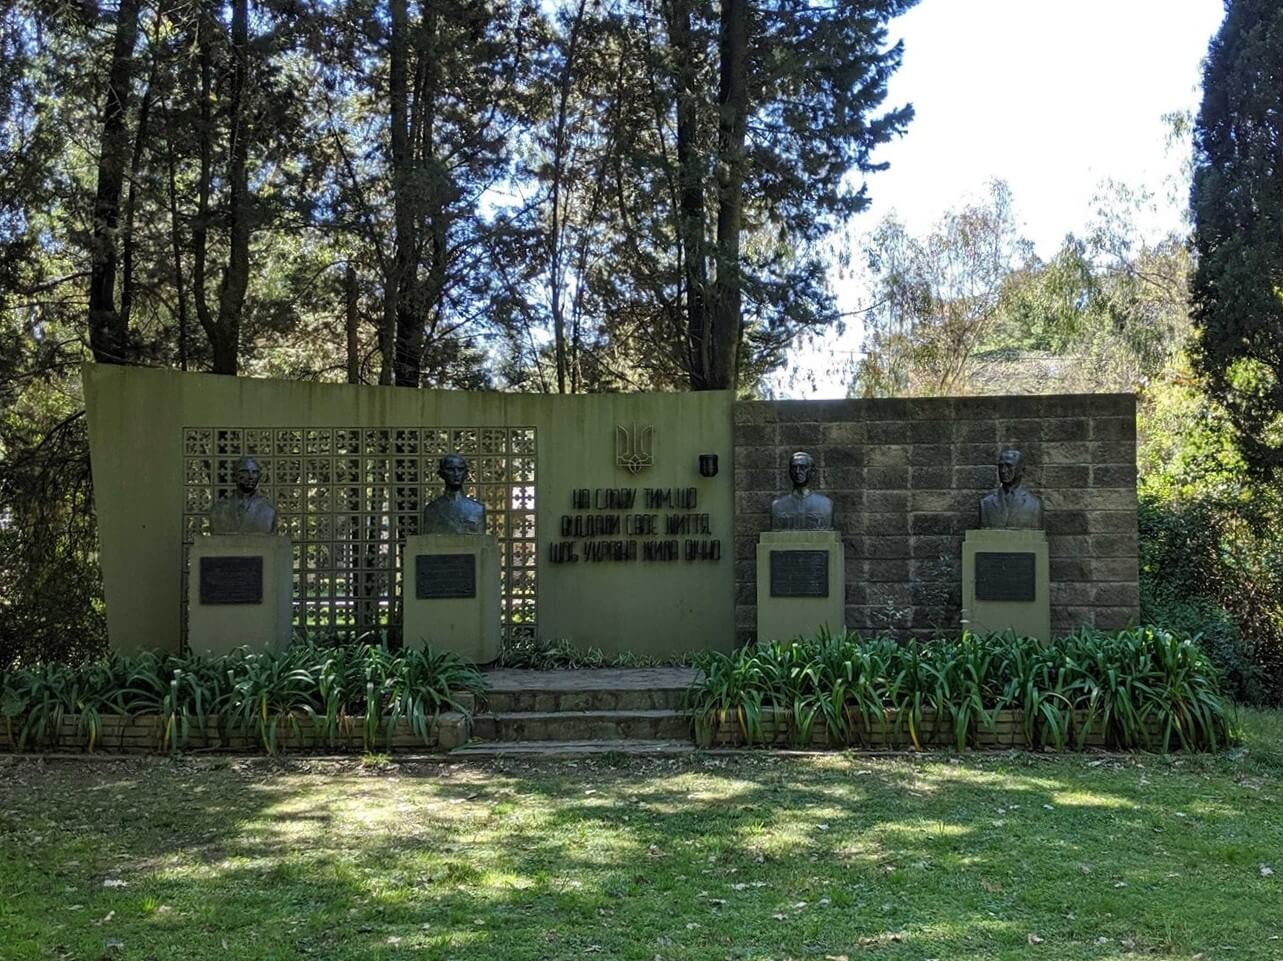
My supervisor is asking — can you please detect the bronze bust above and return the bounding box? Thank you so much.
[979,449,1042,529]
[210,456,278,534]
[770,451,834,531]
[422,453,487,534]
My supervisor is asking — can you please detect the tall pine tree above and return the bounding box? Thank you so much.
[1191,0,1283,473]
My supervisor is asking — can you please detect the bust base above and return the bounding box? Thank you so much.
[402,533,501,663]
[187,534,293,656]
[755,530,845,642]
[962,528,1050,641]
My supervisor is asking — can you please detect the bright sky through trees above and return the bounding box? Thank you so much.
[785,0,1226,395]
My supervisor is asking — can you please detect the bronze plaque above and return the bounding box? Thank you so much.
[975,552,1036,602]
[416,554,476,599]
[199,556,263,605]
[770,550,829,598]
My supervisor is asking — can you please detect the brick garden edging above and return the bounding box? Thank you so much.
[695,707,1158,750]
[1,707,473,755]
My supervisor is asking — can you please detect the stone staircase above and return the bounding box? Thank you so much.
[449,667,699,757]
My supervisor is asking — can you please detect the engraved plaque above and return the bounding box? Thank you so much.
[975,552,1036,602]
[770,550,829,598]
[416,553,477,599]
[199,556,263,605]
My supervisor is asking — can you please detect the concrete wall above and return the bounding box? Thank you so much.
[84,366,735,657]
[733,394,1139,643]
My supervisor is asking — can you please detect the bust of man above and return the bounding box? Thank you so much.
[210,456,278,534]
[979,448,1043,530]
[421,453,487,534]
[770,451,834,531]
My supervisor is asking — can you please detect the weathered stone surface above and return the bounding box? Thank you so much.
[1046,511,1089,535]
[779,422,822,446]
[953,419,998,442]
[732,394,1139,640]
[867,420,911,443]
[1092,416,1138,441]
[1092,464,1138,488]
[1043,418,1091,441]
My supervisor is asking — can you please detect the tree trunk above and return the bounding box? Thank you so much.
[190,2,247,376]
[665,0,712,390]
[385,0,415,386]
[191,7,215,365]
[87,0,141,365]
[710,0,748,391]
[165,113,190,371]
[549,0,589,394]
[121,28,160,333]
[212,0,251,375]
[346,264,361,384]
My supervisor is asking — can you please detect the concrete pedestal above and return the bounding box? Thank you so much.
[187,534,293,656]
[755,530,845,642]
[402,534,501,663]
[962,528,1050,641]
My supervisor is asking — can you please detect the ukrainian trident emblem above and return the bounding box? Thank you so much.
[615,423,654,475]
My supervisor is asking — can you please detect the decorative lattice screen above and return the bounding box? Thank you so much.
[181,426,537,643]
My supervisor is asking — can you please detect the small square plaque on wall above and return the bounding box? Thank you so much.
[199,556,264,605]
[416,554,477,599]
[975,552,1037,602]
[770,550,829,598]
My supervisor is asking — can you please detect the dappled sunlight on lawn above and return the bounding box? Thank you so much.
[1046,787,1138,809]
[2,734,1281,960]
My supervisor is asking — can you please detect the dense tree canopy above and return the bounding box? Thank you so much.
[1191,0,1283,476]
[0,0,916,661]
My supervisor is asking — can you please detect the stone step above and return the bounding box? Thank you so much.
[479,668,697,714]
[469,709,691,742]
[480,687,690,713]
[450,739,696,758]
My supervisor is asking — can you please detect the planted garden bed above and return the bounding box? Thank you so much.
[1,643,482,756]
[688,627,1232,752]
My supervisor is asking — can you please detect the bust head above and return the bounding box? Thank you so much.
[788,451,815,491]
[997,449,1024,489]
[438,454,468,492]
[233,457,261,496]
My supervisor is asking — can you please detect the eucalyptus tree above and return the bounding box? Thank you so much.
[514,0,917,394]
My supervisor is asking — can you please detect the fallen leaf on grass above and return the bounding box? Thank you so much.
[1027,933,1044,945]
[92,911,115,926]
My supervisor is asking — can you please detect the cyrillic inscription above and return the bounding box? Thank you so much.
[770,550,829,598]
[199,556,264,605]
[975,551,1036,602]
[416,554,477,599]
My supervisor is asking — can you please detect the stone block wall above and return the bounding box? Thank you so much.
[733,394,1139,643]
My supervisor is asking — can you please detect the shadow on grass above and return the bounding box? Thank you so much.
[1,741,1280,960]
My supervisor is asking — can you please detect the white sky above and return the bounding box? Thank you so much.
[780,0,1226,397]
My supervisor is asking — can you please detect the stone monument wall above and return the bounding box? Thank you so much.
[733,394,1138,643]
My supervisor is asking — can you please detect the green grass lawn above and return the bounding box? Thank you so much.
[2,712,1281,961]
